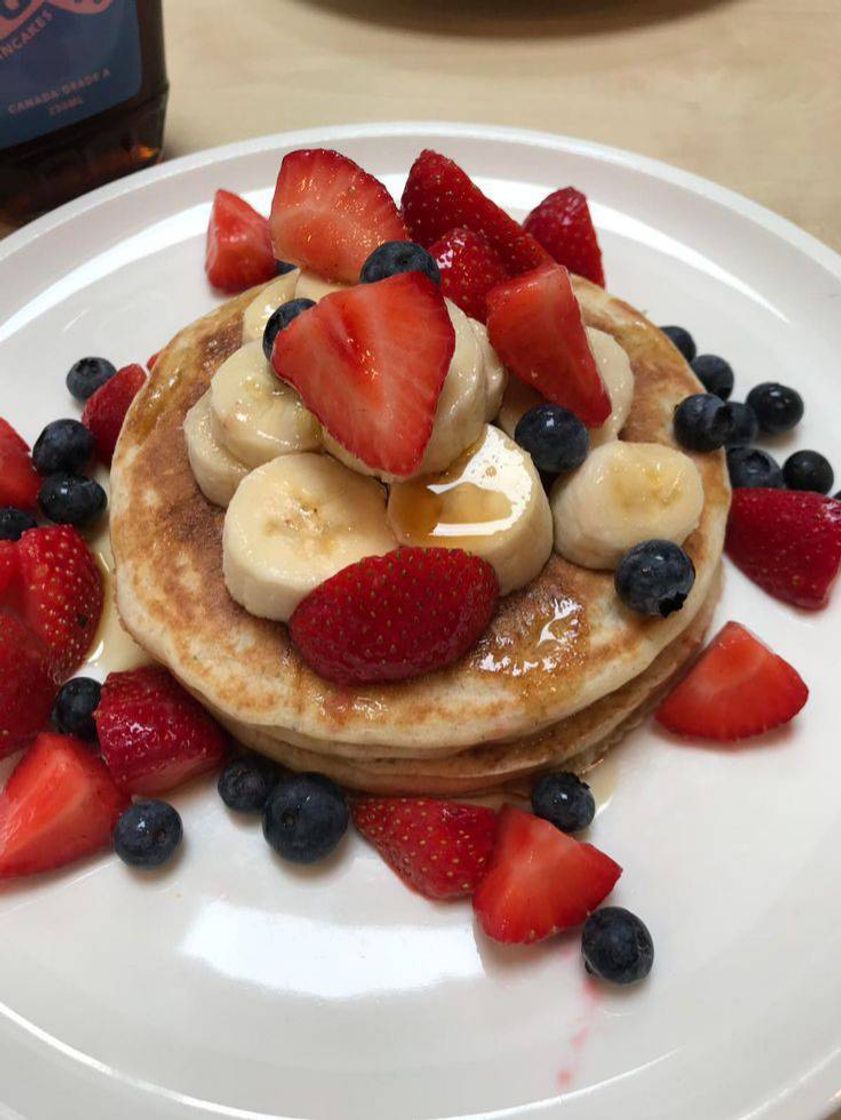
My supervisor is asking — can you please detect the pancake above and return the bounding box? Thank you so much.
[109,276,730,771]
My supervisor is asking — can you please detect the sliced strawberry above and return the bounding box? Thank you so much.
[486,262,611,426]
[272,271,454,476]
[352,796,498,900]
[0,418,40,512]
[95,666,227,795]
[205,189,276,294]
[290,547,499,685]
[429,227,508,322]
[725,488,841,610]
[81,362,146,463]
[655,621,809,741]
[0,611,55,757]
[472,805,622,944]
[147,351,160,370]
[401,149,550,276]
[523,187,605,286]
[269,149,408,284]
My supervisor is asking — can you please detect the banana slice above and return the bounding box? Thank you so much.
[295,271,348,303]
[388,424,553,595]
[223,453,397,622]
[471,319,508,421]
[497,377,544,440]
[184,392,249,507]
[550,441,704,570]
[241,270,301,344]
[210,340,321,468]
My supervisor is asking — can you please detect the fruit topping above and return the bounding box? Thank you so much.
[725,488,841,609]
[0,418,40,512]
[269,148,408,283]
[0,507,37,541]
[262,772,349,864]
[531,771,596,834]
[783,449,834,495]
[581,907,654,984]
[218,753,281,814]
[205,188,276,293]
[81,361,146,463]
[360,240,440,285]
[660,325,696,362]
[271,272,455,476]
[746,381,804,434]
[655,621,808,740]
[486,262,611,426]
[0,611,55,756]
[472,805,622,943]
[522,187,605,287]
[289,546,499,685]
[65,356,117,402]
[614,539,696,617]
[113,800,183,869]
[352,796,498,900]
[32,419,94,475]
[261,297,315,361]
[514,404,589,474]
[52,677,101,741]
[726,446,783,489]
[429,227,508,322]
[146,351,160,370]
[725,401,759,448]
[673,393,734,452]
[690,354,734,400]
[38,473,107,527]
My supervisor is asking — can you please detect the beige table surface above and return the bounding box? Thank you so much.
[164,0,841,251]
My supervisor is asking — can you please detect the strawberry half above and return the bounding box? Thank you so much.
[486,262,611,426]
[472,805,622,944]
[0,418,40,512]
[523,187,605,287]
[402,149,550,276]
[0,732,128,879]
[95,666,227,795]
[269,148,408,284]
[81,362,146,464]
[290,547,499,686]
[272,272,454,477]
[0,611,55,757]
[352,796,498,900]
[205,188,276,293]
[655,621,809,741]
[725,488,841,610]
[429,227,508,322]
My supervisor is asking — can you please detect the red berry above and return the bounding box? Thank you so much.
[290,547,499,686]
[429,227,508,322]
[0,417,40,512]
[147,351,160,370]
[81,362,146,463]
[205,188,276,293]
[523,187,605,286]
[0,612,55,757]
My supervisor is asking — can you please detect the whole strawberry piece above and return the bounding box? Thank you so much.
[205,188,276,293]
[0,418,40,512]
[352,796,498,899]
[472,805,622,944]
[270,148,408,284]
[290,547,499,685]
[95,666,227,795]
[725,488,841,609]
[523,187,605,287]
[0,611,55,757]
[402,149,550,276]
[82,362,146,463]
[656,621,808,741]
[429,227,508,322]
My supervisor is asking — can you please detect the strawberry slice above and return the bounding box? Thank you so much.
[0,611,55,757]
[269,148,408,284]
[95,666,227,795]
[725,488,841,610]
[290,547,499,685]
[429,227,508,322]
[655,621,809,741]
[401,149,550,276]
[81,362,146,463]
[0,732,128,879]
[472,805,622,943]
[205,188,276,293]
[523,187,605,287]
[486,262,611,426]
[0,418,40,512]
[352,796,498,899]
[272,272,454,476]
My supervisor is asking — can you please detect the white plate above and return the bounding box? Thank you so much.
[1,122,840,1120]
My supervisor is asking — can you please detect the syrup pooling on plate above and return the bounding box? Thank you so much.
[87,515,151,675]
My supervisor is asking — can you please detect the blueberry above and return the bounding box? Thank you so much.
[582,907,654,985]
[615,539,695,617]
[724,401,759,447]
[114,800,183,869]
[262,772,349,864]
[39,473,107,527]
[726,446,784,489]
[0,507,37,541]
[660,325,696,363]
[690,354,734,401]
[66,357,116,402]
[673,393,734,452]
[359,241,440,286]
[52,677,101,740]
[514,405,589,473]
[782,450,834,495]
[218,753,280,813]
[746,382,804,434]
[531,772,595,833]
[275,259,297,275]
[32,419,94,475]
[262,298,316,361]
